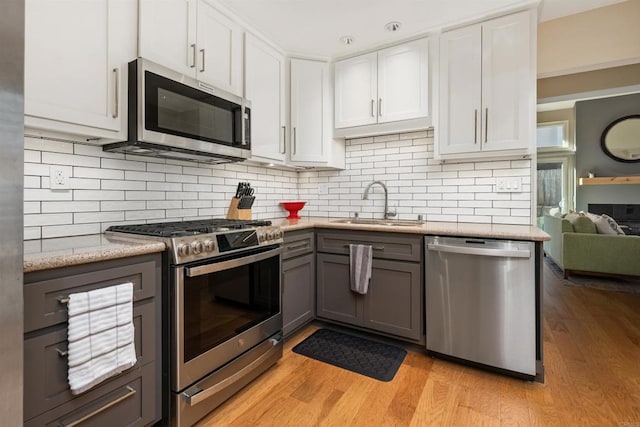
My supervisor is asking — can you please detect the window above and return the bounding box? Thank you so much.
[536,121,569,149]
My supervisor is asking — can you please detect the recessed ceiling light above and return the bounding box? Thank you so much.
[340,35,355,45]
[385,21,402,32]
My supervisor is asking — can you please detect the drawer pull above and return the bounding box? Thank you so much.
[286,242,309,251]
[343,244,384,251]
[62,386,136,427]
[56,348,68,357]
[57,296,69,305]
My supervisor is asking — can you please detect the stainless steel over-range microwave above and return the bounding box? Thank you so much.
[104,58,251,163]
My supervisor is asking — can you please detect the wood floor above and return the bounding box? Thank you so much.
[198,263,640,426]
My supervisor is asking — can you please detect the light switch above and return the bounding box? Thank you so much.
[496,177,522,193]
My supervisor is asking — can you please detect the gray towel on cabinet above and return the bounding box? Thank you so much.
[349,244,372,294]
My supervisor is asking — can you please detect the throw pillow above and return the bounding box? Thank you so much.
[589,213,626,235]
[566,214,597,234]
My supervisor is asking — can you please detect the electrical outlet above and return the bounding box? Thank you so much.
[318,183,329,195]
[50,165,71,190]
[496,177,522,193]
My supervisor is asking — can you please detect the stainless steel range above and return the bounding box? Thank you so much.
[107,219,284,426]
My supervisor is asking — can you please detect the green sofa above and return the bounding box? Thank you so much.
[543,214,640,278]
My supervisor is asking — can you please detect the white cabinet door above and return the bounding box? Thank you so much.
[437,10,533,158]
[334,52,377,129]
[139,0,197,77]
[290,59,327,163]
[377,38,429,124]
[196,0,243,96]
[25,0,135,137]
[245,34,286,162]
[438,25,482,155]
[481,11,532,152]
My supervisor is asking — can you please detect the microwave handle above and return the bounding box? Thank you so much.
[186,247,282,277]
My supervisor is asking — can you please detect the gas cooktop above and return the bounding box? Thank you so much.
[106,218,273,238]
[106,219,282,264]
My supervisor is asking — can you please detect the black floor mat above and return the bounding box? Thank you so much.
[292,328,407,382]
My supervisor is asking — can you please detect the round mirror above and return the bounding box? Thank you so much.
[600,115,640,162]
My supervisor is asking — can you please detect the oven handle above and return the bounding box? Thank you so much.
[185,246,282,277]
[182,337,281,406]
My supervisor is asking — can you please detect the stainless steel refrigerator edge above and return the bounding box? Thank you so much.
[0,0,24,424]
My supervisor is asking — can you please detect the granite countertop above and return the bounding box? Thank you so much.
[24,234,166,273]
[272,216,551,241]
[24,217,549,272]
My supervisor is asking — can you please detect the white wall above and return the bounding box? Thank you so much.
[537,0,640,78]
[298,130,532,224]
[23,135,297,240]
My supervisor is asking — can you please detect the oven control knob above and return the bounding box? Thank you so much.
[276,230,283,239]
[177,244,190,257]
[203,240,215,252]
[191,241,203,255]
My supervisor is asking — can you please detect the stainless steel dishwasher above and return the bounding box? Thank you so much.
[425,236,536,377]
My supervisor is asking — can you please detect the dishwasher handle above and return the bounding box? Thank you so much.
[427,243,530,258]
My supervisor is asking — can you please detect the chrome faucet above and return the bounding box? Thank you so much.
[362,181,396,219]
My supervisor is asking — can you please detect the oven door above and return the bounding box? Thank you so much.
[172,245,282,392]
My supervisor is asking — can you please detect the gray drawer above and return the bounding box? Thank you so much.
[316,230,422,262]
[24,254,159,333]
[24,300,156,420]
[25,362,157,427]
[283,231,314,260]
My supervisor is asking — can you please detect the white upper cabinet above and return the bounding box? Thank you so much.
[334,38,430,137]
[25,0,136,139]
[138,0,196,77]
[334,52,377,128]
[289,58,345,168]
[290,59,327,163]
[377,40,430,123]
[139,0,243,96]
[244,33,286,163]
[437,10,535,159]
[196,0,243,95]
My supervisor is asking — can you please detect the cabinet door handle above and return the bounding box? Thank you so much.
[281,125,286,154]
[57,296,70,305]
[286,242,309,251]
[343,244,384,251]
[112,68,119,119]
[370,99,375,117]
[378,98,382,117]
[293,127,297,155]
[56,348,68,357]
[484,108,488,143]
[474,109,478,144]
[190,44,197,68]
[62,386,136,427]
[200,49,205,72]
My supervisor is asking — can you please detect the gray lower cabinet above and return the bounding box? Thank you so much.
[316,230,424,343]
[23,253,162,426]
[282,231,315,336]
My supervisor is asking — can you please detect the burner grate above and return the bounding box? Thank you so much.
[107,218,272,237]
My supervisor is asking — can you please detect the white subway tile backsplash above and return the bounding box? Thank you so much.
[25,130,533,239]
[43,201,100,213]
[42,223,101,239]
[75,190,124,201]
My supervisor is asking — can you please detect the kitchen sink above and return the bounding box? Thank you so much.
[330,218,426,227]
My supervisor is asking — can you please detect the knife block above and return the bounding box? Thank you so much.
[226,197,252,220]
